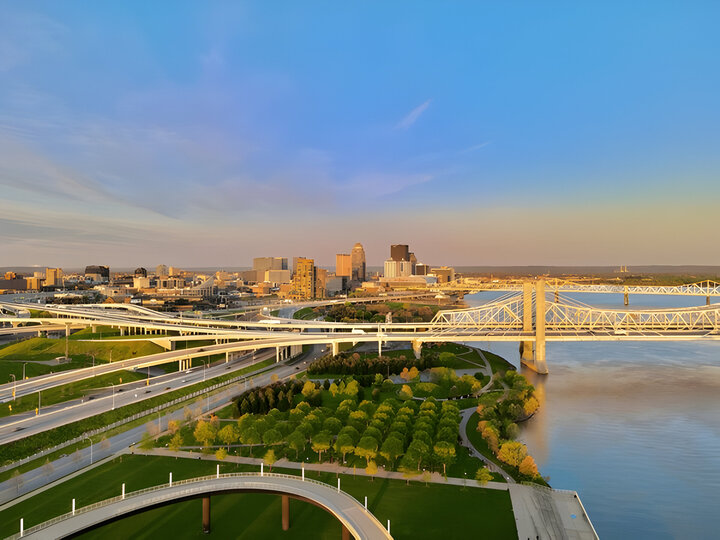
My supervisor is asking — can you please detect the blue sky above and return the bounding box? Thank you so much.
[2,2,719,268]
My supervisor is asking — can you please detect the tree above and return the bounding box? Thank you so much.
[519,455,539,477]
[475,467,493,486]
[379,436,405,468]
[398,385,413,401]
[263,428,282,446]
[168,420,180,434]
[422,469,432,486]
[334,433,355,462]
[312,431,332,462]
[286,430,306,459]
[263,449,278,472]
[301,380,316,398]
[365,460,378,481]
[323,416,343,434]
[169,433,183,452]
[523,396,539,416]
[354,436,379,463]
[218,425,238,450]
[433,441,456,476]
[240,426,261,456]
[407,439,429,470]
[194,420,217,448]
[329,382,339,397]
[497,441,528,468]
[215,448,227,461]
[139,431,155,450]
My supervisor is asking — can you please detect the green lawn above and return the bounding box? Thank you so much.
[0,455,517,540]
[293,307,317,320]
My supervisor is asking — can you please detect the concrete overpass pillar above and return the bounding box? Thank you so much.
[332,342,339,356]
[533,280,548,374]
[276,346,280,363]
[412,339,422,359]
[202,496,211,533]
[92,325,97,333]
[521,282,534,362]
[281,495,290,531]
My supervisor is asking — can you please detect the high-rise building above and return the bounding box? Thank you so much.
[335,254,352,277]
[292,258,316,299]
[409,252,417,274]
[156,264,169,277]
[384,259,412,278]
[390,244,410,262]
[316,268,328,299]
[169,266,180,277]
[415,263,430,276]
[134,267,148,278]
[254,257,288,282]
[351,243,366,281]
[44,268,63,287]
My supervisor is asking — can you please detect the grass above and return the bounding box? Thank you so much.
[293,307,318,320]
[0,455,517,540]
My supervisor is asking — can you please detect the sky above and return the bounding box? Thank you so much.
[1,1,720,268]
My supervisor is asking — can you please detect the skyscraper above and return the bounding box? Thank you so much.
[292,257,316,299]
[44,268,63,287]
[391,244,410,262]
[351,243,366,281]
[156,264,169,277]
[336,254,352,277]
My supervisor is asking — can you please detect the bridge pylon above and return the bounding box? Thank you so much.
[520,280,549,375]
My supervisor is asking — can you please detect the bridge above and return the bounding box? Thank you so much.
[7,472,392,539]
[429,278,720,304]
[2,279,720,397]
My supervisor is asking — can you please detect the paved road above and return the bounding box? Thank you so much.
[0,350,274,445]
[0,345,326,507]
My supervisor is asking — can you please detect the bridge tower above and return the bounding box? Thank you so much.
[520,280,549,374]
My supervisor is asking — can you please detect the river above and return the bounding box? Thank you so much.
[464,291,720,539]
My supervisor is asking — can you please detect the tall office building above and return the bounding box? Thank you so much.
[156,264,169,277]
[134,267,148,278]
[351,243,366,281]
[390,244,410,262]
[292,258,316,299]
[335,254,352,277]
[45,268,63,287]
[384,259,413,278]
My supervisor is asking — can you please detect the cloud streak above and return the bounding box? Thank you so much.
[395,99,431,130]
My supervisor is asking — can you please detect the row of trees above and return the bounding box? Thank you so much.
[308,350,440,376]
[321,302,437,323]
[476,371,541,479]
[183,393,463,476]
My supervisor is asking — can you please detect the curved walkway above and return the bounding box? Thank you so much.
[9,473,392,540]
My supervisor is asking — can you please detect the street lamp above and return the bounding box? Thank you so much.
[9,375,15,401]
[111,383,115,410]
[84,436,93,465]
[22,363,28,380]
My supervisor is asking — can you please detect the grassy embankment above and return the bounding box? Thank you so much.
[0,455,517,540]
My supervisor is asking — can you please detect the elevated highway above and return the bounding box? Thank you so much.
[8,472,392,540]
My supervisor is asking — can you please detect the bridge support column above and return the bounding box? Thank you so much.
[276,346,280,363]
[533,280,548,374]
[202,496,211,533]
[624,286,629,306]
[281,494,290,531]
[521,282,534,363]
[332,342,339,356]
[412,339,422,359]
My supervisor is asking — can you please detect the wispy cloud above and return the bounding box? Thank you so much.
[395,99,432,130]
[459,141,491,154]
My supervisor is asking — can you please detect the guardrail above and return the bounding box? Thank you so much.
[6,472,385,540]
[0,358,277,474]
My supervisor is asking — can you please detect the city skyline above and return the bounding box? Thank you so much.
[3,3,720,267]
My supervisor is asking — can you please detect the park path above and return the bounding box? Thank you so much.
[132,447,510,491]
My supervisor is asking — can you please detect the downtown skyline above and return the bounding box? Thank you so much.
[2,2,720,267]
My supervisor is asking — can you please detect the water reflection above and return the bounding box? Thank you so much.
[464,292,720,540]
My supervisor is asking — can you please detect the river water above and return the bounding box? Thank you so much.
[464,292,720,540]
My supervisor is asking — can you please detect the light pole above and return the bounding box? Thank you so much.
[9,375,15,401]
[22,363,28,380]
[203,359,207,381]
[84,436,93,465]
[111,383,115,410]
